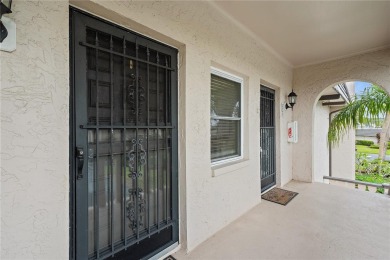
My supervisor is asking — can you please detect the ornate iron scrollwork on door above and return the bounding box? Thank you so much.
[127,138,147,179]
[126,188,146,232]
[127,73,137,119]
[126,138,147,231]
[127,70,146,122]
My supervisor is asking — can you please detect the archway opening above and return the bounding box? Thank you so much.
[312,81,390,188]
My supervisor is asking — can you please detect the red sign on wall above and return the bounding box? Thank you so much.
[287,121,298,143]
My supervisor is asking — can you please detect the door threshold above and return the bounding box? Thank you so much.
[150,242,179,260]
[261,185,276,195]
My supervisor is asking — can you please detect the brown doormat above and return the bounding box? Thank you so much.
[261,188,298,206]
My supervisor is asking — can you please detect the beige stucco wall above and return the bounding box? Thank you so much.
[1,0,70,259]
[332,122,355,180]
[331,83,355,180]
[313,102,330,182]
[293,48,390,182]
[1,0,293,258]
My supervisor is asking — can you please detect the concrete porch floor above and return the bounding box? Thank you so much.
[173,181,390,260]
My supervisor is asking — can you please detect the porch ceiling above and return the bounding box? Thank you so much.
[174,181,390,259]
[212,1,390,67]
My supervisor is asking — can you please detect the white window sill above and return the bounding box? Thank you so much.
[211,159,250,177]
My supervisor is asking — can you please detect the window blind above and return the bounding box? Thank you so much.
[211,73,241,162]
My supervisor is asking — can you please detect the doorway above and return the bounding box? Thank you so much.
[70,9,178,259]
[260,85,276,192]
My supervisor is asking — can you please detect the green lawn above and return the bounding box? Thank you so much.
[355,145,390,155]
[355,174,390,193]
[355,173,390,184]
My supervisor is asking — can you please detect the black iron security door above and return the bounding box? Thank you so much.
[70,10,178,260]
[260,86,276,192]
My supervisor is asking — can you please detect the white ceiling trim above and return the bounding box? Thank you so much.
[295,44,390,69]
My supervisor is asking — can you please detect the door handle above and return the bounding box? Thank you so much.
[76,147,85,180]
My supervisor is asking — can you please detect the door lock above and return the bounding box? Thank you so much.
[76,147,85,180]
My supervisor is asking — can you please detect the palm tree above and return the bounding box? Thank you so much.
[328,85,390,160]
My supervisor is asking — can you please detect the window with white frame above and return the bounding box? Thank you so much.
[210,68,243,163]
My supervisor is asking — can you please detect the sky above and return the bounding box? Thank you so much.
[354,81,372,96]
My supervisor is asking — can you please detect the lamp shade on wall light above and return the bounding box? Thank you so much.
[0,0,12,43]
[0,0,12,16]
[285,90,297,110]
[0,0,15,51]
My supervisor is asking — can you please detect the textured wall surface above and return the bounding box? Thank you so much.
[313,102,330,182]
[72,0,294,252]
[332,125,355,180]
[293,49,390,182]
[3,0,388,258]
[1,0,294,258]
[1,1,69,259]
[331,82,355,180]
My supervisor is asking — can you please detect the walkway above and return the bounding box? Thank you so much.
[173,181,390,259]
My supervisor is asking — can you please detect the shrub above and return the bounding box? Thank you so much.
[356,140,374,146]
[355,153,390,176]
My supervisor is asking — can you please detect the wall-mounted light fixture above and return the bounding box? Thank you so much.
[0,0,12,42]
[0,0,15,52]
[0,0,12,16]
[285,90,297,110]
